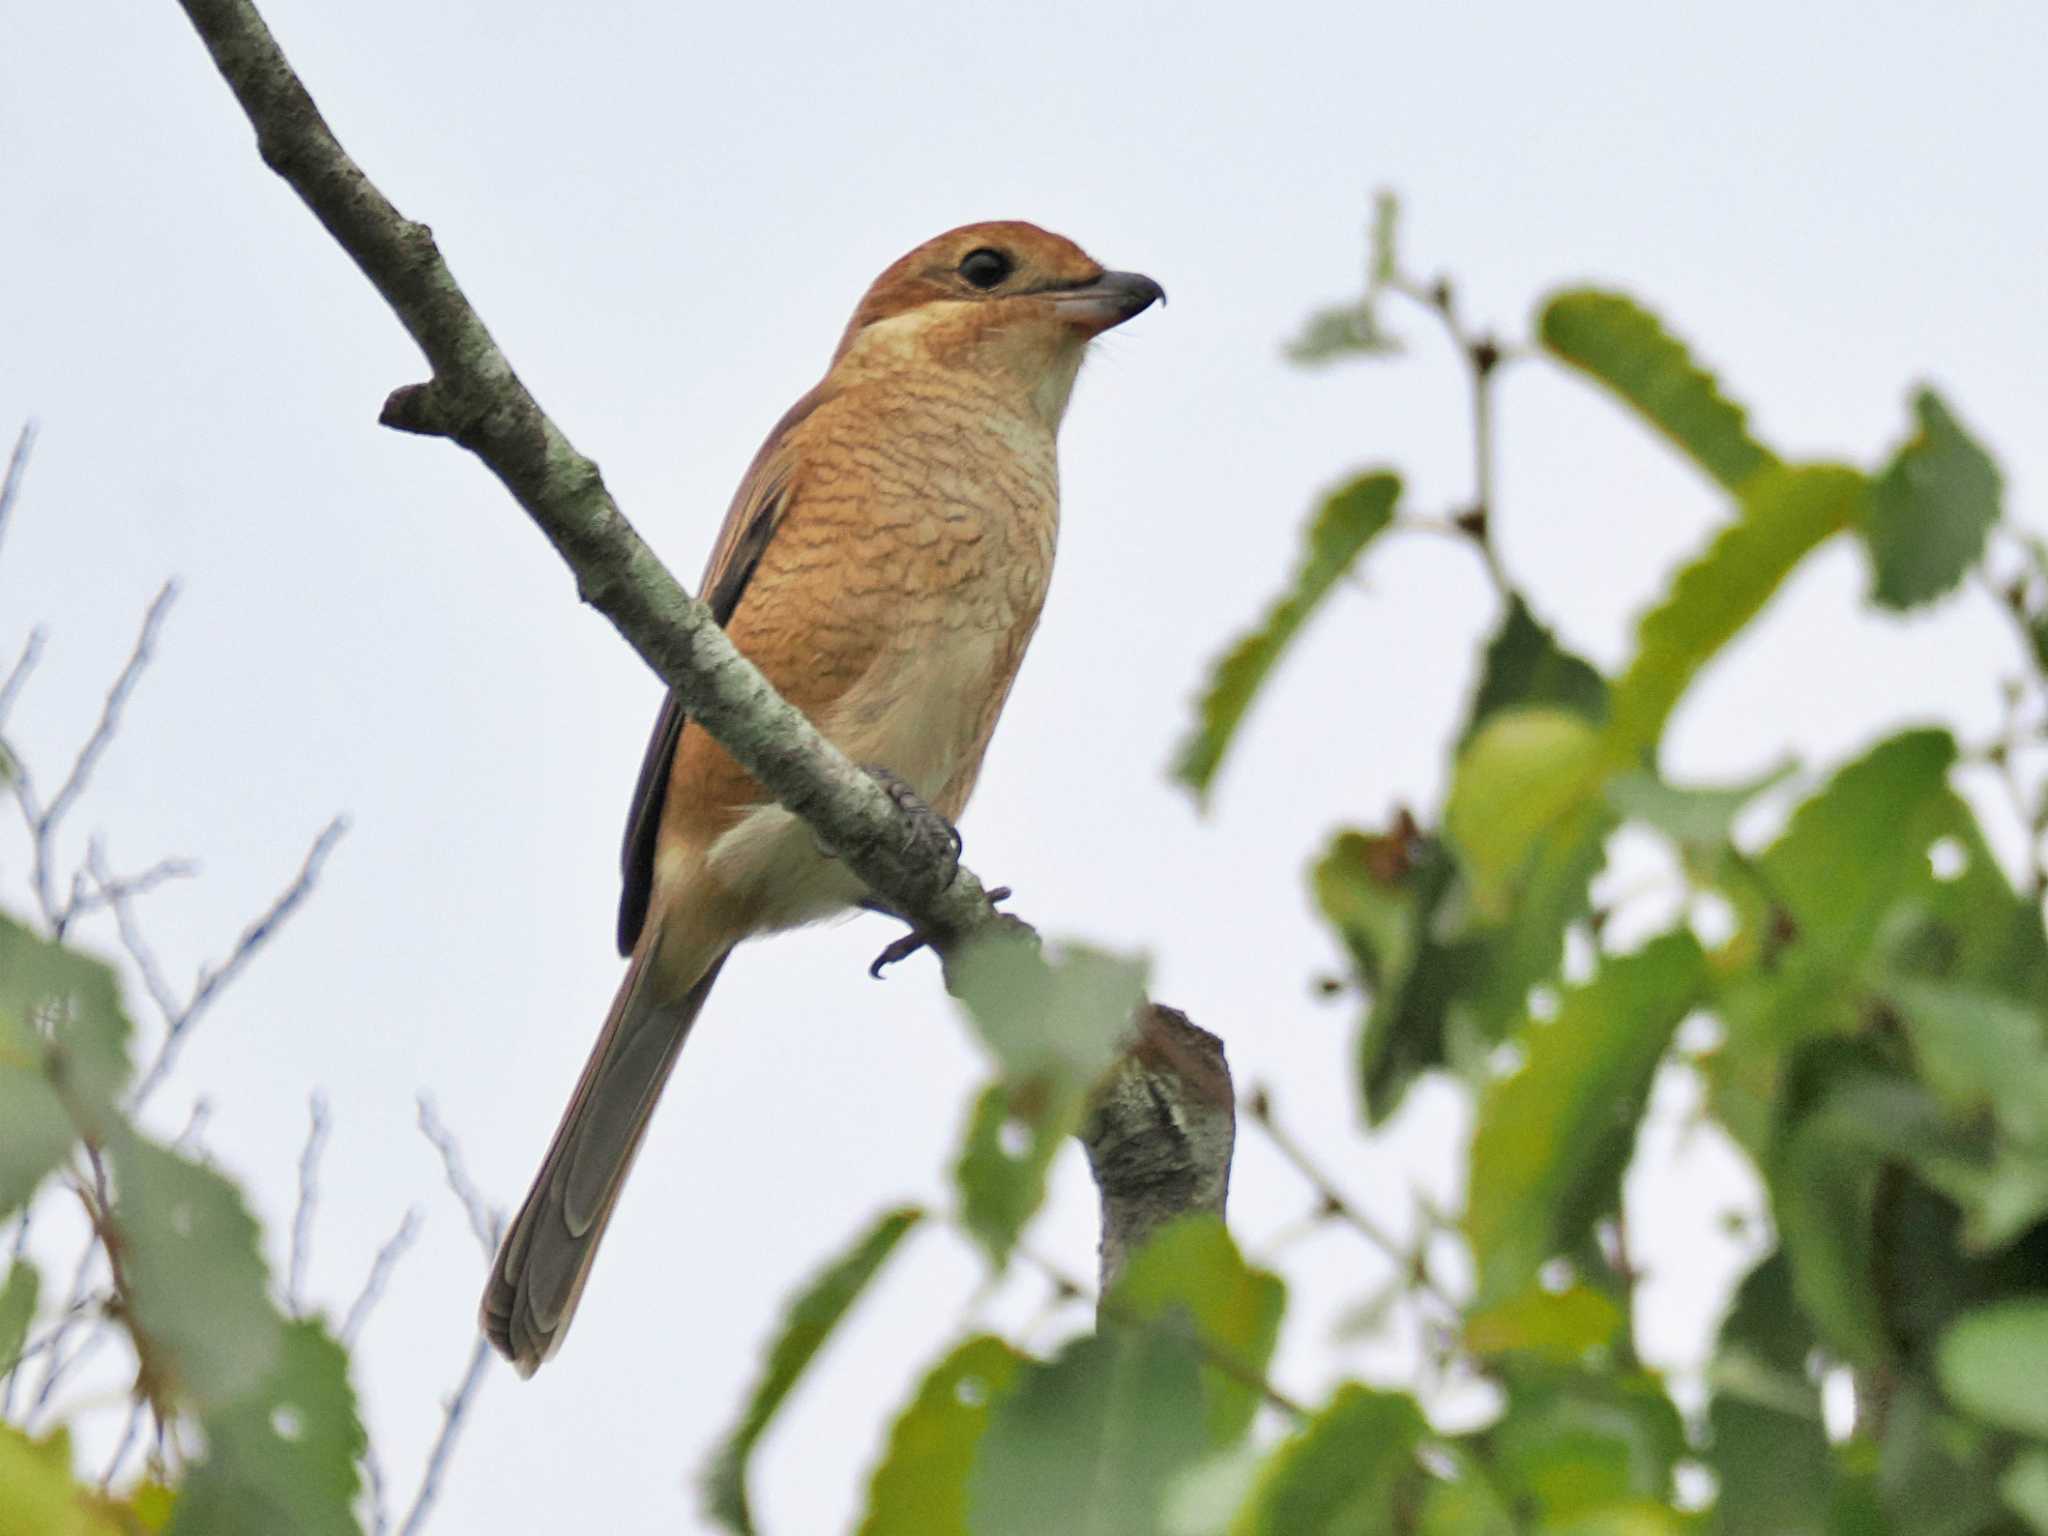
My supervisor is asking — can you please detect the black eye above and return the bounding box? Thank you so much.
[957,248,1013,289]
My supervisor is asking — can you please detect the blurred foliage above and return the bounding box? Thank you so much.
[12,188,2048,1535]
[0,918,363,1531]
[698,194,2048,1535]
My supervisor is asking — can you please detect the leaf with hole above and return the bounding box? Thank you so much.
[855,1335,1025,1536]
[167,1319,363,1536]
[108,1127,280,1410]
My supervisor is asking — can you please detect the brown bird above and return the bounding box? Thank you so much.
[481,221,1162,1374]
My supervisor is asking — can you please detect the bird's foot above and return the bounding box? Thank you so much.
[867,886,1012,979]
[860,764,963,874]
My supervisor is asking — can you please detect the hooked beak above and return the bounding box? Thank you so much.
[1049,270,1166,337]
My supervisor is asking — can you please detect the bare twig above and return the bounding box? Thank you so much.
[170,0,1012,956]
[70,843,198,921]
[0,627,44,731]
[342,1207,424,1345]
[288,1092,331,1316]
[415,1097,502,1257]
[1245,1085,1457,1310]
[0,421,34,557]
[124,815,349,1108]
[9,583,178,934]
[101,1397,149,1492]
[395,1334,492,1536]
[363,1436,394,1536]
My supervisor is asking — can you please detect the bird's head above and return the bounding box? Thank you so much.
[830,221,1163,428]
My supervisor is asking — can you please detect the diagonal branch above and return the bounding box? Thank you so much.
[171,0,1237,1363]
[173,0,998,949]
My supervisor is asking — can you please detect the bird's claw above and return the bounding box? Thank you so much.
[868,886,1012,979]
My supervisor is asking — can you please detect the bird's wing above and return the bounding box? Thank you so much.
[615,384,831,954]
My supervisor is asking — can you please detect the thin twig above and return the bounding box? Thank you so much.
[100,1396,149,1492]
[363,1435,393,1536]
[395,1333,493,1536]
[1245,1085,1457,1309]
[12,583,178,934]
[342,1207,424,1345]
[288,1093,331,1316]
[416,1097,503,1257]
[0,421,34,557]
[69,843,198,920]
[125,815,349,1108]
[0,627,44,731]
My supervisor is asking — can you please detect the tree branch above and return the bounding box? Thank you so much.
[170,0,1236,1327]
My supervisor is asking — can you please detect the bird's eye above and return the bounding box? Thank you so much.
[957,248,1014,289]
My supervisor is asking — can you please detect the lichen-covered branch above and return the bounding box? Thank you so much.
[169,0,1236,1288]
[1082,1006,1236,1292]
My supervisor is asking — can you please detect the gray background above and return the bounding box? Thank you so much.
[4,0,2044,1528]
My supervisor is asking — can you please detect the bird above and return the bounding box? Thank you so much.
[481,221,1163,1374]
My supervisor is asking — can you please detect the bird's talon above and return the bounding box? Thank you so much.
[869,929,934,979]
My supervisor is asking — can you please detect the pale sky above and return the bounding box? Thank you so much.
[4,0,2045,1530]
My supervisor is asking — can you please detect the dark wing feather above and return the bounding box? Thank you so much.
[615,384,831,954]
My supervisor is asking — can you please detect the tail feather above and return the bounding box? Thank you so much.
[482,938,730,1375]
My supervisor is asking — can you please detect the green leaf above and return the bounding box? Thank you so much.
[1539,289,1778,491]
[1416,1458,1517,1536]
[1284,304,1401,365]
[1491,1369,1686,1519]
[1706,1253,1833,1536]
[950,939,1147,1265]
[1464,1282,1623,1365]
[2002,1448,2048,1536]
[0,917,133,1218]
[1465,932,1706,1305]
[1774,1069,1933,1364]
[1368,190,1399,285]
[1109,1215,1285,1448]
[0,1260,39,1376]
[953,1082,1065,1268]
[1230,1386,1424,1536]
[1759,730,1962,973]
[1174,472,1400,800]
[952,938,1146,1092]
[1936,1299,2048,1438]
[1604,760,1794,849]
[167,1319,364,1536]
[1460,595,1609,750]
[1858,388,2002,610]
[1446,707,1605,920]
[1319,822,1481,1122]
[701,1205,923,1534]
[1890,981,2048,1145]
[1875,1381,2009,1536]
[855,1335,1025,1536]
[107,1128,280,1409]
[0,1424,116,1536]
[967,1325,1209,1536]
[1605,464,1863,758]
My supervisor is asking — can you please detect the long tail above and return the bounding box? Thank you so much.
[482,935,730,1375]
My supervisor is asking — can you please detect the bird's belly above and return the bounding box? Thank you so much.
[701,622,1010,935]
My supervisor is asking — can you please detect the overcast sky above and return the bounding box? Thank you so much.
[5,0,2046,1529]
